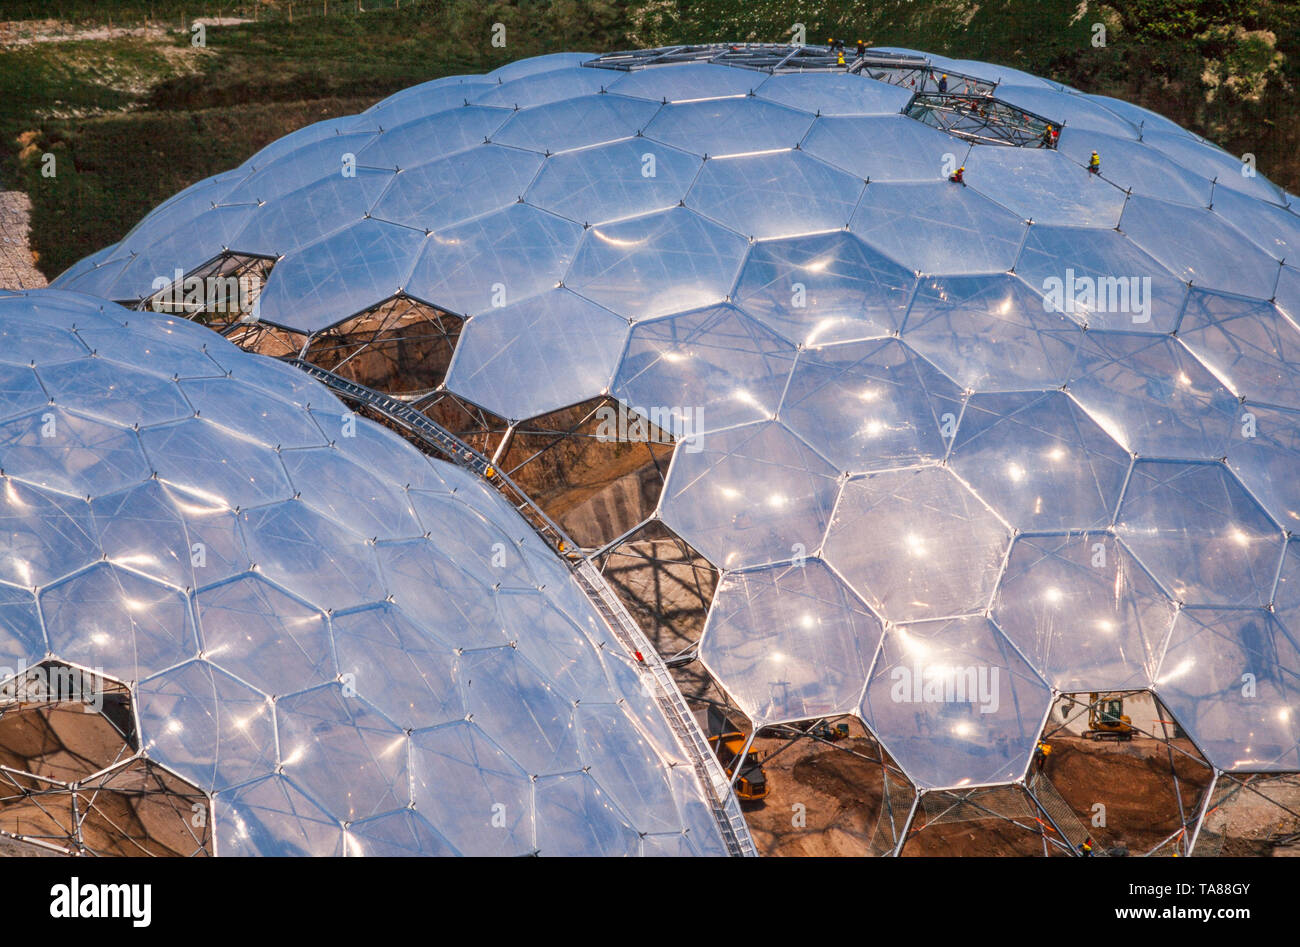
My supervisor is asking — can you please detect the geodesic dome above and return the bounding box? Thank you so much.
[0,288,752,856]
[50,44,1300,796]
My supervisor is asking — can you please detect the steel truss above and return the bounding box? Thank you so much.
[584,43,1060,148]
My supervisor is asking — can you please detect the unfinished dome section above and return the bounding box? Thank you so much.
[50,43,1300,853]
[0,290,754,857]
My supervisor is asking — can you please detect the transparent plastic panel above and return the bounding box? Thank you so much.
[1054,129,1212,207]
[409,721,534,856]
[241,117,374,171]
[74,324,226,381]
[229,167,395,259]
[1116,461,1284,606]
[276,685,409,822]
[755,72,913,115]
[224,132,380,204]
[41,562,195,682]
[732,231,916,347]
[373,539,503,648]
[403,493,536,591]
[577,702,682,834]
[533,771,640,857]
[179,376,325,449]
[487,52,598,83]
[1066,332,1239,459]
[1120,195,1280,298]
[613,304,797,436]
[280,446,423,540]
[686,150,864,240]
[0,477,100,588]
[803,114,969,184]
[40,356,189,426]
[141,418,293,511]
[405,204,582,317]
[642,98,814,158]
[497,591,613,702]
[363,78,496,127]
[92,480,210,590]
[368,143,542,230]
[492,93,662,154]
[850,181,1028,275]
[357,107,513,170]
[659,421,840,571]
[0,408,150,498]
[566,207,748,321]
[1157,608,1300,771]
[445,289,628,421]
[525,137,702,226]
[346,810,457,857]
[195,574,334,695]
[214,774,343,857]
[239,500,387,612]
[1205,184,1300,263]
[823,466,1010,623]
[469,66,608,109]
[963,146,1127,228]
[0,583,44,670]
[861,615,1051,789]
[332,603,463,729]
[605,62,760,103]
[136,659,277,792]
[948,390,1130,531]
[700,558,881,724]
[992,533,1177,691]
[1225,402,1300,528]
[1141,130,1288,205]
[1177,290,1300,410]
[458,647,582,776]
[255,218,426,333]
[780,337,964,474]
[902,275,1081,391]
[1081,93,1192,139]
[1013,224,1187,333]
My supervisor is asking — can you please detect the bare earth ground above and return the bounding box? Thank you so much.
[0,191,45,289]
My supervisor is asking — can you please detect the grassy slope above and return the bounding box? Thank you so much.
[4,0,1298,278]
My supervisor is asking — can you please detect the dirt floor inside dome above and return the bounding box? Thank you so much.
[737,729,1300,857]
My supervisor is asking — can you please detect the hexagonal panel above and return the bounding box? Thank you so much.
[700,558,882,724]
[993,533,1177,690]
[1177,290,1300,410]
[824,466,1011,623]
[659,421,840,571]
[644,99,814,158]
[1116,461,1284,606]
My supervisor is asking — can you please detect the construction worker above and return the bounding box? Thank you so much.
[938,73,948,93]
[856,39,866,57]
[1034,739,1052,772]
[1079,836,1094,857]
[949,165,965,185]
[1041,124,1054,147]
[837,48,846,66]
[1088,150,1101,174]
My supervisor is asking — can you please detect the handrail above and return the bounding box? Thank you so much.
[284,359,757,857]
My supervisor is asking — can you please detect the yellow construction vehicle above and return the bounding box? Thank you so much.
[708,731,768,801]
[1083,693,1134,741]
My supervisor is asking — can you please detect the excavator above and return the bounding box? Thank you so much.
[1083,693,1135,741]
[708,731,769,801]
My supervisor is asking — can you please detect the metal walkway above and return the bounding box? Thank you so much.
[286,359,757,857]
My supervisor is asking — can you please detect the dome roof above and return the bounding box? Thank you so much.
[49,46,1300,789]
[0,288,750,856]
